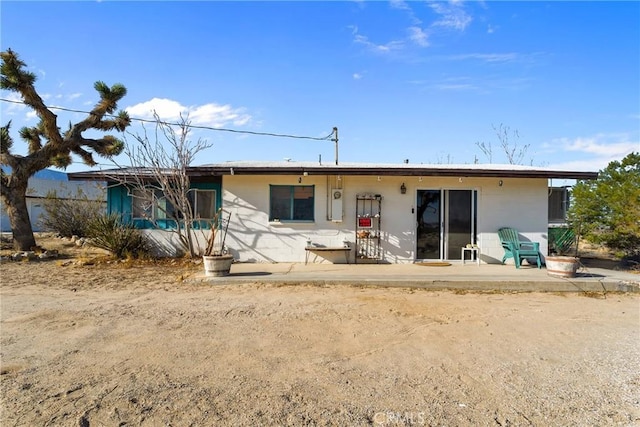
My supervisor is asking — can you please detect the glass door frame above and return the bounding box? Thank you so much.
[416,188,477,261]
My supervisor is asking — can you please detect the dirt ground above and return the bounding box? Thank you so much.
[1,237,639,426]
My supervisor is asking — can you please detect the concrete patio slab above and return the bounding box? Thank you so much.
[189,262,640,293]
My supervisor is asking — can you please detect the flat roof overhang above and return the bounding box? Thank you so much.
[69,164,598,181]
[189,165,598,180]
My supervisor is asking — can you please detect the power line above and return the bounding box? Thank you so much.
[0,97,335,142]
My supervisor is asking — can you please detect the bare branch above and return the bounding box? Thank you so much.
[493,123,530,165]
[475,141,493,163]
[108,112,216,257]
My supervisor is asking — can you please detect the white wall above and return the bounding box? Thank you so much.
[224,175,351,263]
[223,174,549,264]
[475,177,549,263]
[141,229,213,258]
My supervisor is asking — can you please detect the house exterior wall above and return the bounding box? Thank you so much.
[475,177,549,264]
[106,182,223,257]
[107,182,222,227]
[223,174,549,264]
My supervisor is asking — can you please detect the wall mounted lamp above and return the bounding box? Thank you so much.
[498,179,504,187]
[377,176,381,182]
[298,177,302,183]
[400,183,407,194]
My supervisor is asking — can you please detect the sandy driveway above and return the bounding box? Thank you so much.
[1,259,639,426]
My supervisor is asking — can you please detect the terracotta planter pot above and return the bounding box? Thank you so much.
[546,256,579,278]
[202,254,234,277]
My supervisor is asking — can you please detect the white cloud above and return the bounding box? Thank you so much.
[0,92,25,115]
[191,103,251,127]
[126,98,182,119]
[435,83,476,91]
[545,159,608,172]
[0,91,42,123]
[562,135,638,157]
[546,133,639,171]
[428,76,479,92]
[353,33,404,53]
[353,73,363,80]
[429,1,472,31]
[126,98,251,128]
[447,53,519,63]
[408,26,429,47]
[351,0,471,57]
[390,0,410,11]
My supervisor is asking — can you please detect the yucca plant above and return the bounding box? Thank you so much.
[86,214,149,259]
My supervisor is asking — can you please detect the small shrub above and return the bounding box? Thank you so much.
[86,214,149,259]
[40,189,105,238]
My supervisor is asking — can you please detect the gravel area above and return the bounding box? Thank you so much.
[1,255,639,426]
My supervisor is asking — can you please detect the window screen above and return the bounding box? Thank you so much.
[190,189,216,219]
[269,185,314,221]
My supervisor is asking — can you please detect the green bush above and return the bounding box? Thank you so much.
[568,152,640,260]
[40,189,105,237]
[86,214,149,259]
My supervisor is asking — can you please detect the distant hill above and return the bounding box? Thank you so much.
[0,166,69,181]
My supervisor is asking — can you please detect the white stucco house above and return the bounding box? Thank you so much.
[69,161,597,265]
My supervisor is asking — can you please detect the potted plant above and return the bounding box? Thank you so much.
[546,226,579,278]
[201,208,234,277]
[545,255,580,278]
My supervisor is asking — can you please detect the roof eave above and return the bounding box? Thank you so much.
[69,167,598,181]
[189,166,598,180]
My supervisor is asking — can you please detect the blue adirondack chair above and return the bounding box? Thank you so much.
[498,227,542,268]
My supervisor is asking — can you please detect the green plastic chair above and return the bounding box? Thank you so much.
[498,227,542,268]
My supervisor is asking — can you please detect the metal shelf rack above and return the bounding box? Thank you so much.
[355,194,382,263]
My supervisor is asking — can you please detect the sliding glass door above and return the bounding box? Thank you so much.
[416,189,477,261]
[416,190,441,259]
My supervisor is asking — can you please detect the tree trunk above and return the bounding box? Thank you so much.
[3,179,36,251]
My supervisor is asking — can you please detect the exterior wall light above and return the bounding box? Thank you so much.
[400,183,407,194]
[499,179,504,187]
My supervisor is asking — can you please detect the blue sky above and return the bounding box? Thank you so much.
[1,1,639,173]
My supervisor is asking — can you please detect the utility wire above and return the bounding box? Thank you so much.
[0,97,335,142]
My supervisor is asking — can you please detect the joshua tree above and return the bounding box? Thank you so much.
[1,49,130,250]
